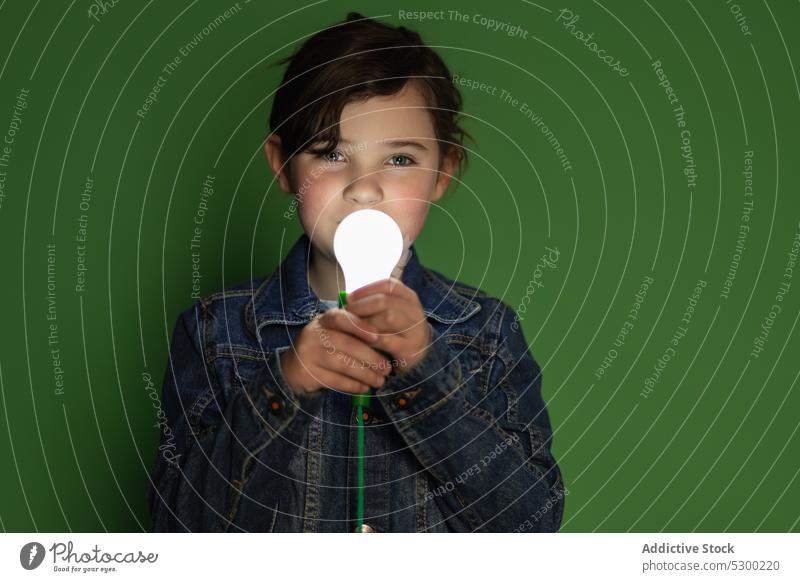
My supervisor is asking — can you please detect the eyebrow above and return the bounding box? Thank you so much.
[337,138,430,151]
[379,139,429,151]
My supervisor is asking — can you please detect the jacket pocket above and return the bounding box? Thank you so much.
[221,462,281,532]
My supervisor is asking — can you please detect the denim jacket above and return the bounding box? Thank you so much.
[148,233,564,532]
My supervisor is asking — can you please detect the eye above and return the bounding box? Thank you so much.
[387,154,415,166]
[321,150,345,163]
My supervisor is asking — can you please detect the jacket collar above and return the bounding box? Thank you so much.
[245,233,481,341]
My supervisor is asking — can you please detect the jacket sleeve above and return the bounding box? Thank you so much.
[147,301,323,532]
[376,300,565,532]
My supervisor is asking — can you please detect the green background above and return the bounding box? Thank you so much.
[0,0,798,532]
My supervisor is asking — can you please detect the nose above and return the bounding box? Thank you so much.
[342,174,383,207]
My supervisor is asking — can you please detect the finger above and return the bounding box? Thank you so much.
[361,309,417,336]
[322,347,389,388]
[324,329,393,377]
[350,299,418,336]
[345,293,414,321]
[390,234,413,280]
[347,277,417,303]
[319,308,380,343]
[360,328,405,359]
[313,367,371,394]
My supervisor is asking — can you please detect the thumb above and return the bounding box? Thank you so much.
[390,234,413,280]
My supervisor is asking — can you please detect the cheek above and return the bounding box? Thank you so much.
[387,199,431,242]
[384,170,436,203]
[297,174,344,225]
[381,172,439,239]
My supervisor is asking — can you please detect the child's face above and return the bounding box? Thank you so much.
[267,83,458,264]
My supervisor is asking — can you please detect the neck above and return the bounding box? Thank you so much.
[308,244,345,302]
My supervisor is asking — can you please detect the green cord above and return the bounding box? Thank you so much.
[339,290,368,533]
[356,404,365,532]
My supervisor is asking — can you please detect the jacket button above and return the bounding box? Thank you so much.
[355,523,375,533]
[394,394,410,409]
[361,409,371,423]
[268,395,284,415]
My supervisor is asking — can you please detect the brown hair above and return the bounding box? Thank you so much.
[269,12,469,176]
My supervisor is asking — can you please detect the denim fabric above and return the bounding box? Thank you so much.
[148,233,564,532]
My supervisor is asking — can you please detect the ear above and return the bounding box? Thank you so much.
[431,146,460,203]
[264,133,293,193]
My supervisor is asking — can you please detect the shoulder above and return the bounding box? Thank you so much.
[422,267,538,386]
[422,265,517,337]
[427,268,539,370]
[199,273,272,306]
[174,274,268,316]
[171,273,273,347]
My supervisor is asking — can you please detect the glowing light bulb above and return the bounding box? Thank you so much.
[333,209,404,294]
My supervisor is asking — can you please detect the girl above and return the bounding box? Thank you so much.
[149,12,564,533]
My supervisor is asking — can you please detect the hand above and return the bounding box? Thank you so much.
[279,308,393,396]
[344,278,431,376]
[389,233,413,280]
